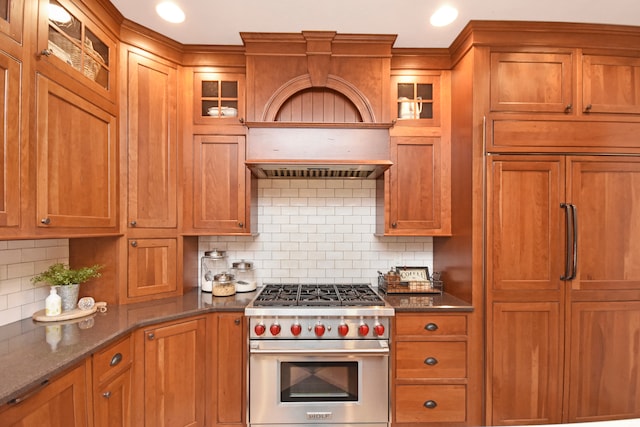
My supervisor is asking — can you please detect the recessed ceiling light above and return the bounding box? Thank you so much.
[156,1,185,24]
[430,5,458,27]
[48,3,72,24]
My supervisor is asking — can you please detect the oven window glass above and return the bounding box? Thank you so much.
[281,361,358,402]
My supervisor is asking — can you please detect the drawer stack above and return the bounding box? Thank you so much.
[392,313,469,426]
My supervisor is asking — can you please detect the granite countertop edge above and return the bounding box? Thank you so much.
[0,289,471,406]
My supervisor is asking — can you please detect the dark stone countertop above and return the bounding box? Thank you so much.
[0,288,471,406]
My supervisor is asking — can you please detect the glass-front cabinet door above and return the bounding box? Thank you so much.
[193,71,245,124]
[0,0,24,43]
[40,0,113,92]
[391,74,440,126]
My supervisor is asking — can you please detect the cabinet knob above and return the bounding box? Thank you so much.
[147,332,155,340]
[391,222,398,228]
[131,241,138,247]
[424,322,438,332]
[109,352,123,367]
[102,391,112,399]
[40,217,51,225]
[130,220,137,227]
[423,400,438,409]
[234,318,241,325]
[564,103,573,113]
[584,104,592,113]
[424,357,439,366]
[238,222,244,228]
[40,49,52,57]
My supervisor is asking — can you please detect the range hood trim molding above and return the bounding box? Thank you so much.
[244,121,394,129]
[245,159,393,179]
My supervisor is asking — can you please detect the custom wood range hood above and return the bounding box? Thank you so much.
[241,31,396,179]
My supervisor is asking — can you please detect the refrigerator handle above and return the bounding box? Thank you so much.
[568,204,578,280]
[560,203,573,280]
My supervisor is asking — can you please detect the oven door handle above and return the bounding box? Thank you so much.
[250,341,389,356]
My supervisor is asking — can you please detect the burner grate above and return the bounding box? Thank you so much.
[252,283,385,307]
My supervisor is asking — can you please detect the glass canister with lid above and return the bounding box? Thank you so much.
[231,259,257,292]
[212,272,236,297]
[200,249,228,293]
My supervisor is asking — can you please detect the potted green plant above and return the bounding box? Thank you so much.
[32,263,103,311]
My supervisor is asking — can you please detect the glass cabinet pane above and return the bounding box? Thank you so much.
[396,82,434,120]
[47,0,109,89]
[201,79,238,118]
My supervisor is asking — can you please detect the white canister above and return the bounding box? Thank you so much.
[231,260,257,292]
[201,249,228,293]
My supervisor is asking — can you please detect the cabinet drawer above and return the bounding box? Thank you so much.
[93,336,132,384]
[395,384,466,423]
[396,341,466,379]
[395,314,467,337]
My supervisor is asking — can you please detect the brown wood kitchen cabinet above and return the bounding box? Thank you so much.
[486,155,640,424]
[187,134,256,235]
[93,335,133,427]
[0,0,24,43]
[582,53,640,115]
[0,362,91,427]
[136,316,207,427]
[392,313,469,426]
[34,73,118,233]
[127,238,178,299]
[209,312,246,427]
[124,49,178,230]
[0,48,21,231]
[377,135,451,236]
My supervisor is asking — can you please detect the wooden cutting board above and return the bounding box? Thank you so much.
[32,301,107,322]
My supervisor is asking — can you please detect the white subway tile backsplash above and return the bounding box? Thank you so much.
[0,239,69,326]
[199,178,433,288]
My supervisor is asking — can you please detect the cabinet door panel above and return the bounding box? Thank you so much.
[487,157,565,297]
[94,368,132,427]
[0,49,20,228]
[212,313,245,425]
[388,136,450,235]
[36,74,117,229]
[569,157,640,292]
[143,317,206,427]
[127,238,177,298]
[568,301,640,422]
[127,52,177,228]
[0,0,23,43]
[193,135,247,232]
[583,55,640,114]
[489,302,563,426]
[490,51,573,113]
[395,384,466,423]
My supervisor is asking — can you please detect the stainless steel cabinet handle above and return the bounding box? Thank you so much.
[130,220,137,227]
[40,49,52,57]
[424,357,438,366]
[424,322,438,332]
[391,222,398,228]
[147,332,155,340]
[560,203,572,280]
[238,222,244,228]
[234,318,241,325]
[569,204,578,281]
[102,391,112,398]
[564,104,573,113]
[40,217,51,225]
[130,241,138,247]
[109,352,123,367]
[423,400,438,409]
[584,104,592,113]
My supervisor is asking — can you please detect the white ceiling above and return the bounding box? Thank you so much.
[109,0,640,48]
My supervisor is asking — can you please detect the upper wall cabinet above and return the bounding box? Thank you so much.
[0,49,20,230]
[35,74,117,232]
[37,0,116,102]
[582,54,640,115]
[490,49,574,114]
[392,74,440,126]
[193,71,245,125]
[126,50,178,229]
[0,0,24,44]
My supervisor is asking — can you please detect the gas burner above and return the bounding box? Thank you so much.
[251,283,385,307]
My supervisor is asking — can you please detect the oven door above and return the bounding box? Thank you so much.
[249,339,389,427]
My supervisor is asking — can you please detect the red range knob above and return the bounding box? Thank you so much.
[314,323,326,337]
[254,323,266,336]
[270,323,281,336]
[290,323,302,336]
[374,323,385,336]
[358,323,370,336]
[338,323,349,337]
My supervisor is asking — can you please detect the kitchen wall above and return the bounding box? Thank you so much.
[0,239,69,326]
[199,179,433,287]
[0,179,434,326]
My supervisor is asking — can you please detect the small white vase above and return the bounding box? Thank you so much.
[57,284,80,312]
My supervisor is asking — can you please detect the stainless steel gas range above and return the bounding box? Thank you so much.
[245,283,394,427]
